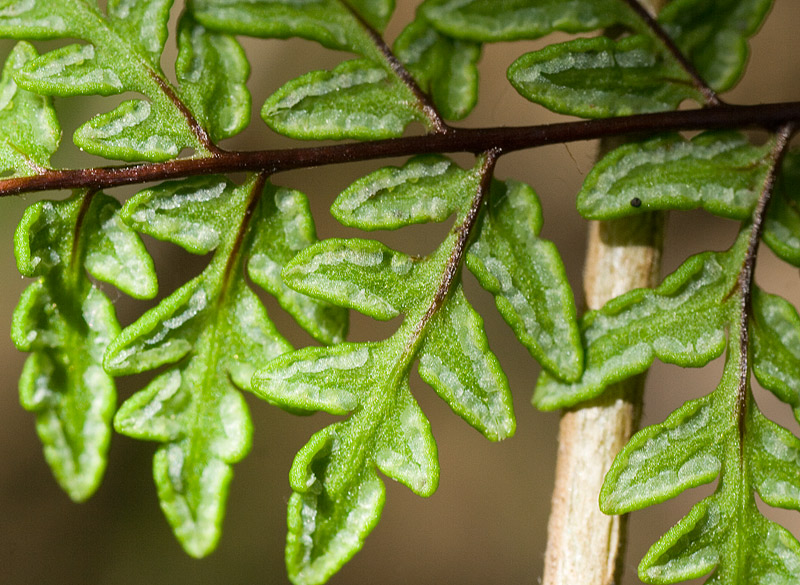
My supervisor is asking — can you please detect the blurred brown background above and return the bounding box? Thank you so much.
[2,2,799,584]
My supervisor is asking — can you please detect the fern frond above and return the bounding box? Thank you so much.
[578,131,774,220]
[104,174,346,556]
[1,0,248,160]
[594,122,800,583]
[253,152,580,584]
[602,319,800,584]
[534,233,745,410]
[1,2,798,584]
[12,188,155,501]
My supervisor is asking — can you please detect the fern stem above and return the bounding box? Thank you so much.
[69,189,97,276]
[407,149,497,352]
[422,149,499,321]
[1,101,798,197]
[218,173,266,303]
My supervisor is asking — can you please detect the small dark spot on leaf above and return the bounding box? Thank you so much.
[630,197,642,208]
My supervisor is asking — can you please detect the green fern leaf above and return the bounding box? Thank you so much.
[600,377,732,517]
[348,0,395,31]
[578,131,774,220]
[107,0,172,65]
[280,238,413,321]
[748,407,800,513]
[256,270,507,584]
[640,481,800,584]
[417,286,514,440]
[175,13,251,142]
[253,160,506,584]
[104,175,345,556]
[248,185,348,344]
[12,190,156,502]
[196,0,489,136]
[117,175,236,255]
[253,153,581,584]
[764,151,800,266]
[105,176,343,367]
[508,35,703,118]
[1,2,794,583]
[276,239,515,440]
[466,179,582,381]
[73,99,191,163]
[534,230,749,410]
[332,154,582,380]
[3,0,246,161]
[659,0,775,92]
[419,0,637,41]
[194,0,484,136]
[261,59,424,140]
[192,0,395,56]
[751,288,800,422]
[287,442,386,585]
[18,43,125,96]
[393,18,480,120]
[14,284,118,502]
[83,195,158,299]
[0,42,60,177]
[0,0,81,36]
[331,154,474,229]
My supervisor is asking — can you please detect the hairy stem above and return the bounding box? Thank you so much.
[219,173,267,303]
[736,122,794,438]
[410,149,499,341]
[1,101,798,197]
[70,189,97,274]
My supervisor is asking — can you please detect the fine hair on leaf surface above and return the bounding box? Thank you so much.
[2,1,800,585]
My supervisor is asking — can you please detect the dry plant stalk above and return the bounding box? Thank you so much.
[542,4,667,584]
[543,213,664,585]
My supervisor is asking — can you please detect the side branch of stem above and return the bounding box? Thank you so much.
[621,0,721,106]
[149,70,222,156]
[349,6,449,134]
[413,148,499,340]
